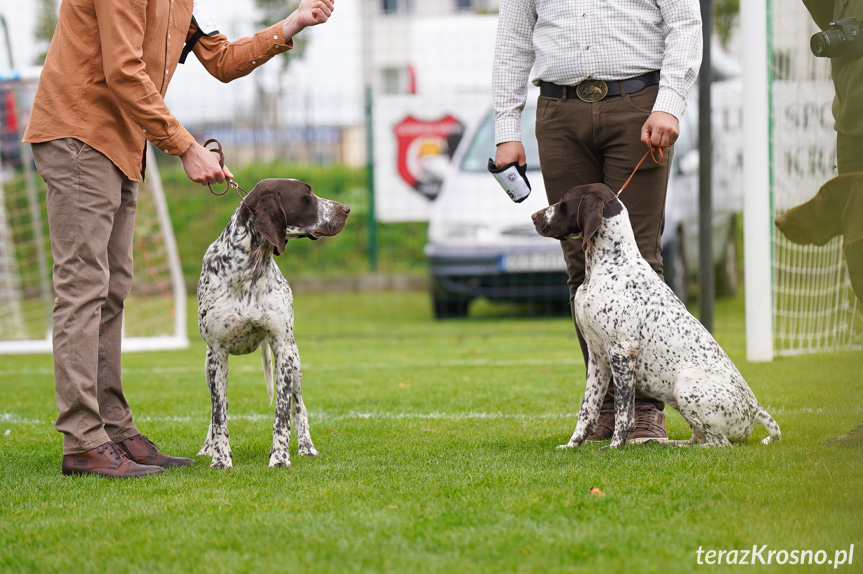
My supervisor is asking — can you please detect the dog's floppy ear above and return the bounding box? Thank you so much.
[576,190,607,248]
[252,192,288,255]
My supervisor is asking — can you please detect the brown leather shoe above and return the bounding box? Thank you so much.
[627,403,667,442]
[62,442,163,478]
[586,408,615,441]
[586,403,668,442]
[116,434,193,468]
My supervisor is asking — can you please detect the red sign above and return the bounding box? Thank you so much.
[393,115,464,199]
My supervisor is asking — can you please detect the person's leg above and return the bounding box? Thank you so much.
[594,86,672,419]
[534,93,603,372]
[535,88,667,439]
[32,139,134,455]
[98,175,140,443]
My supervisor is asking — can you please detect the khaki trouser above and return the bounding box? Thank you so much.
[32,139,140,454]
[534,84,672,409]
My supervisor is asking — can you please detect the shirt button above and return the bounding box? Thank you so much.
[273,35,278,40]
[274,44,280,48]
[168,34,171,39]
[142,128,146,133]
[584,46,589,50]
[166,69,169,74]
[251,60,257,65]
[164,149,169,153]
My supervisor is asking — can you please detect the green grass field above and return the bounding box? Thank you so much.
[1,291,861,573]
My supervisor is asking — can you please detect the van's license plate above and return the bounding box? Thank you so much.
[498,253,567,272]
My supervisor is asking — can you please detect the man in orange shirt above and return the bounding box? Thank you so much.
[23,0,334,478]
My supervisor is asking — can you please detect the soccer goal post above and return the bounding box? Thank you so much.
[742,0,863,361]
[0,112,188,355]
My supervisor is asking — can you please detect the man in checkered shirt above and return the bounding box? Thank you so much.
[493,0,703,441]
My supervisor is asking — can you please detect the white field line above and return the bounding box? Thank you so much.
[0,411,578,426]
[0,357,582,379]
[1,406,860,427]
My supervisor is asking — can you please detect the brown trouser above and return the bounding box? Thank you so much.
[32,139,140,454]
[534,84,672,409]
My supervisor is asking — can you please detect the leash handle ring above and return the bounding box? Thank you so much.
[203,138,249,203]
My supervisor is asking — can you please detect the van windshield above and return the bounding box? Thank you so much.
[460,109,541,172]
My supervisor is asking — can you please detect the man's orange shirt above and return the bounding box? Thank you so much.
[24,0,293,181]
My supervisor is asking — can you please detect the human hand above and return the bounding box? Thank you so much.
[180,142,234,186]
[495,141,526,168]
[282,0,334,39]
[640,111,679,149]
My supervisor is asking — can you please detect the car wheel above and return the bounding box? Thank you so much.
[432,295,470,319]
[715,225,739,297]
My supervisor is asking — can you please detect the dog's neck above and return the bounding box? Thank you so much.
[214,207,279,285]
[583,208,641,280]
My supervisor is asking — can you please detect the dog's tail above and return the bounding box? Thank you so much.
[756,408,781,445]
[260,341,274,404]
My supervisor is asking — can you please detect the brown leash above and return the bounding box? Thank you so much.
[606,144,667,205]
[204,138,249,204]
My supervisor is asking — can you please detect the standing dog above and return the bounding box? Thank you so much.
[197,178,349,468]
[532,183,780,448]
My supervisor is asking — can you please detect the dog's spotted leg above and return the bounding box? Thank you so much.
[201,345,233,469]
[269,342,293,468]
[558,350,612,449]
[605,341,639,449]
[290,340,318,457]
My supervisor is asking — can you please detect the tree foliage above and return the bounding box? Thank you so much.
[713,0,739,47]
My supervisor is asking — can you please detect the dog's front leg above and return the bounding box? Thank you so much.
[606,341,639,449]
[269,341,293,468]
[558,349,611,449]
[200,345,233,469]
[290,339,318,457]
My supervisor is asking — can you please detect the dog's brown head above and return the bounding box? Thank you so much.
[774,173,863,246]
[242,178,350,255]
[531,183,623,248]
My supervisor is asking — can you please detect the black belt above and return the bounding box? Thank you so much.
[539,71,660,102]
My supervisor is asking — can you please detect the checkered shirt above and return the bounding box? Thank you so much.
[493,0,703,145]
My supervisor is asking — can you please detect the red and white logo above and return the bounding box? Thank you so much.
[393,115,464,199]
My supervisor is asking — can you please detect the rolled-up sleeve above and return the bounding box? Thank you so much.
[192,22,294,83]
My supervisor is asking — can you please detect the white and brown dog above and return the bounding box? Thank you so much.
[532,183,780,449]
[197,178,349,468]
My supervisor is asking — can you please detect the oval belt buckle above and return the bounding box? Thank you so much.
[576,79,608,102]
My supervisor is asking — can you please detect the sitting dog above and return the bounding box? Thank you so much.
[197,178,349,468]
[532,183,781,448]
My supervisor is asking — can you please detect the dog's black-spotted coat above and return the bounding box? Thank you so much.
[197,179,349,468]
[533,183,781,448]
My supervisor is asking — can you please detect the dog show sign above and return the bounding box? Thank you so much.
[373,93,488,222]
[393,114,464,201]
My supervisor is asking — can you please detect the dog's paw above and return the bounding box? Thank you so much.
[298,441,319,457]
[210,457,233,470]
[268,456,292,469]
[269,445,292,468]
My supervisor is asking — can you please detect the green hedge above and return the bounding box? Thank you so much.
[159,162,429,287]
